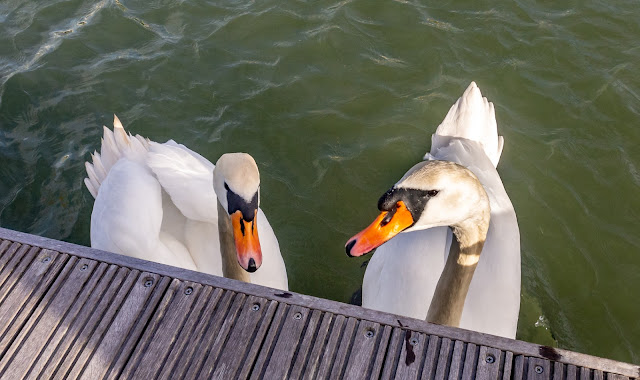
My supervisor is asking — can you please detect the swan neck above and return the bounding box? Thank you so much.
[426,221,487,327]
[217,200,251,283]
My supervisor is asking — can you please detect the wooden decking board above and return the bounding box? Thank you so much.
[180,288,235,379]
[122,278,188,379]
[0,230,637,379]
[27,261,109,380]
[47,265,128,379]
[157,285,215,380]
[200,292,250,378]
[169,287,225,380]
[0,248,68,361]
[0,257,90,379]
[298,310,333,379]
[287,308,322,379]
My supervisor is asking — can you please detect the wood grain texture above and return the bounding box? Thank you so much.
[0,257,95,379]
[0,230,638,380]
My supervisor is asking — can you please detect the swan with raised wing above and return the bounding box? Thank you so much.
[85,116,288,290]
[345,82,520,338]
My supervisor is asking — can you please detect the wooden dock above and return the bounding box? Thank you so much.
[0,227,637,380]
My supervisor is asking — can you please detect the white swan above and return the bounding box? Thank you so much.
[84,116,288,290]
[345,82,520,338]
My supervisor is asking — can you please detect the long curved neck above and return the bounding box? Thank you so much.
[217,200,251,283]
[426,219,488,327]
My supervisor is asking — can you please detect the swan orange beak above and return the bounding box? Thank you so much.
[345,201,414,257]
[230,210,262,272]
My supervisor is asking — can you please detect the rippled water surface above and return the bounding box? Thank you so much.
[1,0,639,364]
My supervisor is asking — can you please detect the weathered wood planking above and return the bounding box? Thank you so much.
[0,227,637,380]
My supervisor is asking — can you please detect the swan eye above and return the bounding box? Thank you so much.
[427,190,439,197]
[224,182,230,191]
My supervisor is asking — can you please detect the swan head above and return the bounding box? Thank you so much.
[345,160,490,257]
[213,153,262,272]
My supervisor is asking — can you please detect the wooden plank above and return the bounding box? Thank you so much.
[0,249,68,357]
[62,270,156,379]
[434,337,454,380]
[475,346,502,380]
[314,314,347,379]
[166,287,227,379]
[0,241,20,274]
[43,265,128,379]
[370,324,394,379]
[259,305,311,379]
[329,317,358,379]
[0,245,37,312]
[448,340,467,380]
[211,295,277,379]
[0,257,96,379]
[156,285,216,380]
[299,311,334,379]
[0,240,11,257]
[342,320,385,380]
[528,357,552,380]
[380,327,405,379]
[288,309,324,379]
[512,354,525,380]
[567,364,578,380]
[606,374,630,380]
[26,262,110,380]
[502,351,514,380]
[124,279,199,379]
[423,335,444,380]
[236,299,279,379]
[581,367,593,380]
[249,301,289,379]
[395,329,428,380]
[195,293,249,379]
[593,369,604,380]
[100,274,171,380]
[553,361,566,380]
[0,255,79,373]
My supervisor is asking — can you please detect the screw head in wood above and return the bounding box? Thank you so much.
[42,257,51,263]
[410,337,419,346]
[185,287,193,295]
[144,278,154,287]
[535,365,543,374]
[293,312,302,320]
[252,304,260,311]
[365,328,375,338]
[80,264,88,271]
[486,354,495,364]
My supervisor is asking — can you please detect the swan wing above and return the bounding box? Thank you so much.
[147,141,218,223]
[90,159,197,270]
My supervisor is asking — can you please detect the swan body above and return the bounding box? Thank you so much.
[348,82,520,338]
[85,116,288,290]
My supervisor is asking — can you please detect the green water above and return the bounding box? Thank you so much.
[1,0,639,364]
